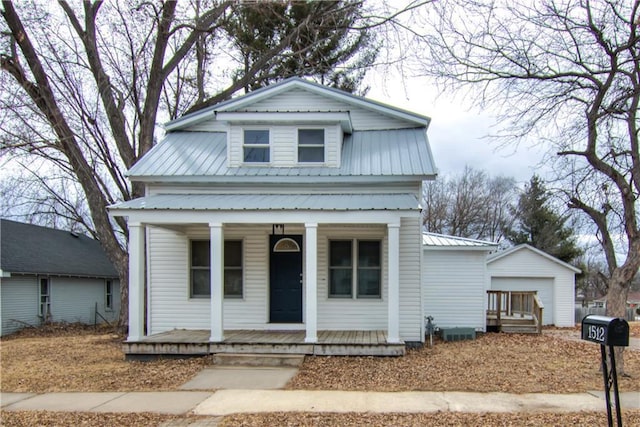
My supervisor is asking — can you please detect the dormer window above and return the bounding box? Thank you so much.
[298,129,325,163]
[243,129,270,163]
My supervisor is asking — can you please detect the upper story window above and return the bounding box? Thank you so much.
[298,129,325,163]
[243,129,270,163]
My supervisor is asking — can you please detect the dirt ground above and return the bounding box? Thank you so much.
[3,410,640,427]
[1,323,639,394]
[2,323,640,426]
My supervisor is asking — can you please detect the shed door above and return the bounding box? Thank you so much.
[491,277,554,325]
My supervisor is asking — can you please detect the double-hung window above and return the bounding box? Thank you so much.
[243,129,270,163]
[105,280,113,310]
[298,129,325,163]
[190,240,243,298]
[39,277,51,318]
[329,240,381,298]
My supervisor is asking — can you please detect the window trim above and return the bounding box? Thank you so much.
[297,127,326,164]
[328,239,382,299]
[189,239,244,299]
[105,279,113,311]
[39,277,51,318]
[242,128,271,164]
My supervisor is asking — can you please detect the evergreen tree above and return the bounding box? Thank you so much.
[222,1,378,95]
[506,176,582,264]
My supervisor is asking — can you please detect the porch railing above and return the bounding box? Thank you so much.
[487,290,544,333]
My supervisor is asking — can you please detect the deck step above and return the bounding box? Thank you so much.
[213,352,306,367]
[501,324,539,334]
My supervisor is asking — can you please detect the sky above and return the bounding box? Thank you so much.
[365,75,549,185]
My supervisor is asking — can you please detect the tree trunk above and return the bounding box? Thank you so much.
[605,274,630,376]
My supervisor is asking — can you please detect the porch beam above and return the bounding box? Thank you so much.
[209,223,224,342]
[387,222,401,343]
[127,222,145,342]
[304,223,318,343]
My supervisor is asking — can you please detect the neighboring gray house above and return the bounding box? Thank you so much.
[110,77,437,356]
[1,219,120,336]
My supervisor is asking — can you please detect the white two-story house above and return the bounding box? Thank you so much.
[110,78,437,357]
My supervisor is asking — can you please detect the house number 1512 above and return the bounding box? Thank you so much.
[587,325,606,343]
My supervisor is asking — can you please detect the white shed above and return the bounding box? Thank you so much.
[422,233,497,332]
[486,244,580,327]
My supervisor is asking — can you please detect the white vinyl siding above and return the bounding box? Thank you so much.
[398,216,422,341]
[228,124,339,168]
[146,219,423,341]
[422,250,488,331]
[243,88,416,130]
[488,248,576,327]
[1,276,39,336]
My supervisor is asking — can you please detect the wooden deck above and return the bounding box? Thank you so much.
[487,290,543,334]
[123,329,405,358]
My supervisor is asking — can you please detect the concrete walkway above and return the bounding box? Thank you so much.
[2,390,639,416]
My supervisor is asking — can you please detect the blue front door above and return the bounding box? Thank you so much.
[269,235,303,323]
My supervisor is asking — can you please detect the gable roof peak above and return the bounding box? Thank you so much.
[165,77,430,131]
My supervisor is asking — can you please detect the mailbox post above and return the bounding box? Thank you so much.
[581,315,629,427]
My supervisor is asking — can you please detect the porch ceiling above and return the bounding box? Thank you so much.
[110,193,420,211]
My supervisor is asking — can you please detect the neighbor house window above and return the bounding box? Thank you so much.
[39,277,51,317]
[298,129,324,162]
[105,280,113,310]
[329,240,381,298]
[243,129,270,163]
[190,240,244,298]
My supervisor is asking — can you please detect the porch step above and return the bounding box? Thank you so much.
[213,352,306,367]
[501,324,540,334]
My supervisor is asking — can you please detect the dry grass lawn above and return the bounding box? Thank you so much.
[1,323,639,394]
[3,410,640,427]
[2,323,640,426]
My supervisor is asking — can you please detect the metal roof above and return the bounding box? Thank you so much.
[1,219,118,278]
[110,193,420,211]
[422,232,498,250]
[127,129,436,182]
[165,77,430,131]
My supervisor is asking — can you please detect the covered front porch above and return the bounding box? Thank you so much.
[123,329,405,358]
[109,193,425,357]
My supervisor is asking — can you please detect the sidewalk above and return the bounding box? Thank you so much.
[2,390,639,416]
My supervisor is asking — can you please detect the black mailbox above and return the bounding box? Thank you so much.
[581,315,629,347]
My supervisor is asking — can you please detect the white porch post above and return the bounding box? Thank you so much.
[304,223,318,343]
[209,223,224,342]
[127,222,145,341]
[387,222,401,343]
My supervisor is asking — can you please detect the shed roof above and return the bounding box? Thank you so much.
[127,129,436,182]
[487,244,581,273]
[422,232,498,251]
[0,219,118,278]
[110,193,420,212]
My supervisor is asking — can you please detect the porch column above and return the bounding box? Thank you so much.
[209,223,224,342]
[304,223,318,343]
[387,222,401,343]
[127,222,145,342]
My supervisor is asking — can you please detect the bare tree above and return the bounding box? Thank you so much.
[417,0,639,372]
[422,166,517,241]
[0,0,403,328]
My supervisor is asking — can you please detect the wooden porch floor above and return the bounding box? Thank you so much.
[124,329,405,358]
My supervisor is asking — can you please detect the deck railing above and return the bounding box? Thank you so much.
[487,290,544,333]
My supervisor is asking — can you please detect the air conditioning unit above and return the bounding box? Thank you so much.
[441,327,476,342]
